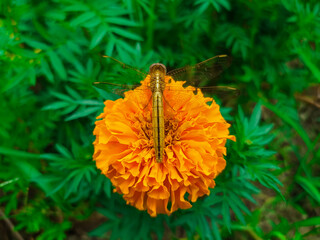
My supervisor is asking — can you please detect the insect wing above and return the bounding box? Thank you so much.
[167,55,232,88]
[94,55,149,96]
[165,85,240,102]
[93,82,143,97]
[100,55,148,82]
[195,86,239,96]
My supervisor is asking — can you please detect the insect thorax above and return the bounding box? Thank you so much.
[149,63,166,92]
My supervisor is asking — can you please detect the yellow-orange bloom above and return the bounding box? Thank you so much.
[93,75,235,217]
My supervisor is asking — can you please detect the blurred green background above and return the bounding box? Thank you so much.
[1,0,320,239]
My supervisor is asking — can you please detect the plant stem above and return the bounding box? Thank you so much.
[0,209,24,240]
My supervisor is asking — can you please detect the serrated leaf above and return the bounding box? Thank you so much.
[259,175,282,195]
[61,104,77,115]
[219,0,231,10]
[105,37,115,55]
[111,27,143,41]
[198,215,213,240]
[63,3,88,12]
[249,103,261,130]
[64,171,85,199]
[294,217,320,227]
[47,50,67,80]
[24,38,49,50]
[256,123,274,135]
[211,221,222,240]
[229,191,251,215]
[70,12,96,26]
[55,144,73,159]
[296,176,320,204]
[41,59,54,83]
[83,17,101,28]
[89,222,115,237]
[227,197,245,224]
[58,46,83,73]
[51,91,74,102]
[42,101,70,110]
[46,176,70,197]
[116,39,137,54]
[65,106,101,121]
[106,17,140,27]
[262,100,312,149]
[93,86,118,100]
[222,200,231,232]
[90,25,108,49]
[65,86,81,100]
[0,147,59,201]
[76,99,104,106]
[97,208,118,220]
[103,9,130,17]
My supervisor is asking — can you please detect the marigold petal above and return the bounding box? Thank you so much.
[93,76,235,217]
[170,187,192,213]
[148,185,170,199]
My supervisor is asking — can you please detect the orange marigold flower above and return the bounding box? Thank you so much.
[93,75,235,217]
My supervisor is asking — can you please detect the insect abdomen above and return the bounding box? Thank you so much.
[152,91,165,163]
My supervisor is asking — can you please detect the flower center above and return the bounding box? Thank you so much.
[164,116,180,146]
[135,111,181,149]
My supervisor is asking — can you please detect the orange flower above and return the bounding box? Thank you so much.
[93,75,235,217]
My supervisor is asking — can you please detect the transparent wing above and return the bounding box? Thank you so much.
[93,82,146,96]
[100,55,148,81]
[167,55,232,88]
[170,85,239,95]
[94,55,149,96]
[165,85,240,103]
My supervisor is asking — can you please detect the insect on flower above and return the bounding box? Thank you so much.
[93,55,237,216]
[93,55,238,163]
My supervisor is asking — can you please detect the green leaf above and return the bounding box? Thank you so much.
[41,59,54,83]
[295,43,320,82]
[222,200,231,232]
[50,91,74,102]
[24,38,49,50]
[294,217,320,227]
[111,27,143,41]
[47,50,67,80]
[198,215,213,240]
[65,86,81,100]
[106,17,140,27]
[42,101,70,110]
[70,12,96,26]
[0,178,19,188]
[76,99,104,106]
[97,208,118,220]
[0,147,59,201]
[55,144,73,159]
[262,100,312,149]
[211,221,222,240]
[249,102,261,130]
[89,222,116,237]
[296,176,320,204]
[63,3,88,12]
[90,25,108,49]
[65,106,101,121]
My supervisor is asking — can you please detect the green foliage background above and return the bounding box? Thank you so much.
[1,0,320,239]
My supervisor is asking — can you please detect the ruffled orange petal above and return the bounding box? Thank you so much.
[93,76,235,216]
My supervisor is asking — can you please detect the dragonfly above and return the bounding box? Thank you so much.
[93,55,239,163]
